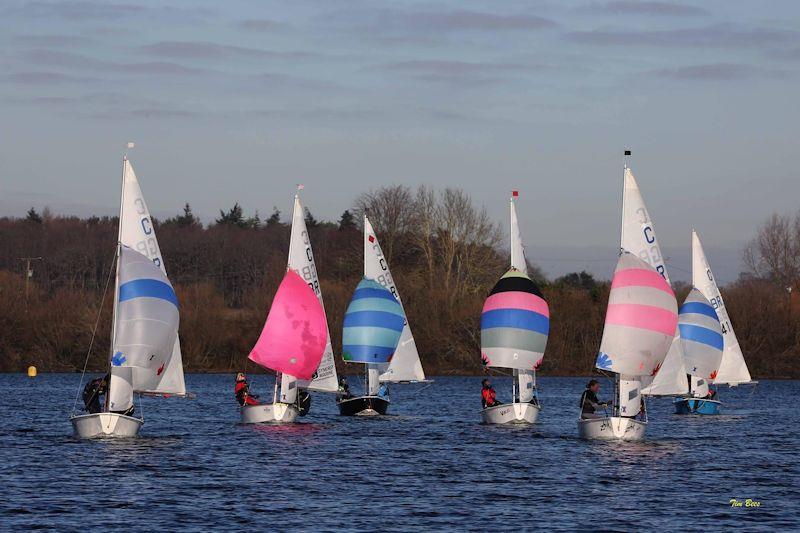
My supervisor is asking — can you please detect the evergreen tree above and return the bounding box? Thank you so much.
[25,207,42,224]
[304,207,318,229]
[338,209,356,231]
[216,202,246,228]
[266,207,282,228]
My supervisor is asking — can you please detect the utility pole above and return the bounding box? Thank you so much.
[18,257,43,311]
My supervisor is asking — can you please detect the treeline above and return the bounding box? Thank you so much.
[0,188,798,378]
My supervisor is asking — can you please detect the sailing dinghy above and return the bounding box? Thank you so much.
[70,153,186,438]
[673,285,724,415]
[672,229,753,414]
[242,189,338,424]
[338,214,411,416]
[578,253,678,440]
[479,191,549,424]
[578,156,678,441]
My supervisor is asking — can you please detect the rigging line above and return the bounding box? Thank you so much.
[71,247,117,416]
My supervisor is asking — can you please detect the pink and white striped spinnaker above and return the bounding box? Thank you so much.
[595,253,678,377]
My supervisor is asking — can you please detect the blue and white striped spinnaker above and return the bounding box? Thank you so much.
[342,278,405,364]
[678,288,723,381]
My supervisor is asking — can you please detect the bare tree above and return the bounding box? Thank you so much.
[353,185,415,263]
[743,211,800,287]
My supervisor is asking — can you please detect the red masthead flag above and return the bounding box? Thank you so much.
[512,190,519,197]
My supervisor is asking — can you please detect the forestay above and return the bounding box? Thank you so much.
[107,248,180,411]
[692,230,751,385]
[480,270,549,371]
[361,215,426,383]
[248,269,328,380]
[679,288,724,381]
[595,253,678,378]
[119,159,186,395]
[288,193,339,392]
[342,279,405,363]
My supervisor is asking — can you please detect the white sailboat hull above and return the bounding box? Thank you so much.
[577,416,646,441]
[70,413,143,438]
[480,402,540,425]
[240,403,299,424]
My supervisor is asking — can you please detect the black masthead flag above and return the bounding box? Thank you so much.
[624,149,631,156]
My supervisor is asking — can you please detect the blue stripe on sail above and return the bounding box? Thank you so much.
[343,326,402,349]
[343,310,404,331]
[480,309,549,335]
[352,287,398,302]
[679,301,719,322]
[679,324,723,351]
[346,298,404,315]
[119,279,178,307]
[342,344,395,362]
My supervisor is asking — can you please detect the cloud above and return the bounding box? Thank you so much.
[139,41,311,61]
[323,8,556,35]
[580,1,708,17]
[1,71,97,84]
[18,49,212,76]
[367,59,527,84]
[7,1,144,20]
[238,19,285,32]
[14,34,93,46]
[651,63,790,81]
[5,1,212,21]
[567,24,798,47]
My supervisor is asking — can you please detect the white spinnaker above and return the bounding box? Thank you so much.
[692,230,751,385]
[363,215,426,383]
[510,195,527,273]
[289,194,339,393]
[119,159,186,395]
[107,248,180,410]
[623,167,687,396]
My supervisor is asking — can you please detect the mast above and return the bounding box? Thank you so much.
[616,149,631,411]
[364,213,377,395]
[105,146,130,409]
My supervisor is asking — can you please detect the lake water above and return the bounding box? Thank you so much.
[1,374,797,530]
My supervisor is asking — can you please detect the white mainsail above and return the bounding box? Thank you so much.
[692,230,751,385]
[510,193,538,396]
[118,159,186,396]
[289,193,339,393]
[108,247,180,411]
[621,166,688,396]
[361,215,426,383]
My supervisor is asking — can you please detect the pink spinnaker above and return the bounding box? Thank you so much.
[248,269,328,380]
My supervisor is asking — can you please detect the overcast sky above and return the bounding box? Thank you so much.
[1,0,798,283]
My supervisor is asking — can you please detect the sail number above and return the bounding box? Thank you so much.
[635,208,666,279]
[298,231,321,294]
[132,197,161,268]
[370,243,399,298]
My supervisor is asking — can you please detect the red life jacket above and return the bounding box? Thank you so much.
[482,387,496,406]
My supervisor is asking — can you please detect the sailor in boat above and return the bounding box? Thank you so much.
[377,382,389,400]
[337,377,353,401]
[579,379,611,419]
[481,379,501,408]
[82,374,108,414]
[234,373,260,406]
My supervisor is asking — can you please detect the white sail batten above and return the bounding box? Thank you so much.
[289,194,339,393]
[119,159,186,396]
[692,231,751,385]
[362,215,426,383]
